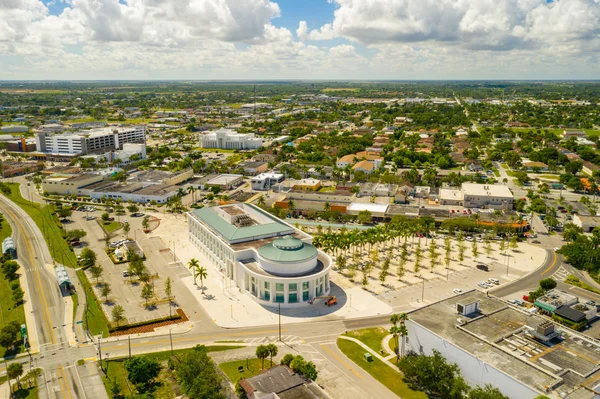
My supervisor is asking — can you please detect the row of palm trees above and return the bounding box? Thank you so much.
[312,218,437,258]
[188,258,208,294]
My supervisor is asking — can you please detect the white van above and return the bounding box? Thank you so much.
[488,278,500,285]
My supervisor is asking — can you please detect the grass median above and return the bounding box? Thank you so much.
[0,183,77,267]
[76,270,110,338]
[337,338,426,399]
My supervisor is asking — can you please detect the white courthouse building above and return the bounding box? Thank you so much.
[199,128,263,150]
[187,203,331,307]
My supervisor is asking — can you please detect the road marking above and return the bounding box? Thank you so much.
[3,204,56,345]
[320,344,363,379]
[541,252,558,276]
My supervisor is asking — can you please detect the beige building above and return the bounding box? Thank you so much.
[462,183,513,209]
[42,174,104,195]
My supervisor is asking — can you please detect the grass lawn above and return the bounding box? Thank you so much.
[219,358,274,383]
[10,368,40,399]
[343,327,389,354]
[102,345,244,398]
[505,170,517,177]
[1,183,78,267]
[500,163,509,169]
[102,221,122,234]
[337,339,426,399]
[492,168,501,177]
[76,270,110,338]
[0,214,12,242]
[509,127,564,135]
[565,275,600,295]
[585,130,600,137]
[0,272,26,357]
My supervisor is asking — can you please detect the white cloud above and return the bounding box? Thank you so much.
[326,0,600,53]
[0,0,600,79]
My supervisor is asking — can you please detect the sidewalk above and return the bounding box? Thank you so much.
[150,211,392,328]
[19,263,38,354]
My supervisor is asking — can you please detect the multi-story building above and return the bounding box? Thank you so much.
[462,183,513,209]
[35,126,146,157]
[251,173,285,191]
[187,204,331,307]
[199,128,263,150]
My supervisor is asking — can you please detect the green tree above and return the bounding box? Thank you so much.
[484,236,492,257]
[127,204,139,213]
[124,356,161,391]
[256,344,270,369]
[539,278,557,291]
[429,239,439,268]
[90,264,103,285]
[141,284,153,306]
[7,362,23,389]
[80,248,97,268]
[2,260,19,280]
[414,241,422,272]
[165,276,173,317]
[100,283,111,303]
[175,345,225,399]
[12,286,24,305]
[66,229,87,241]
[509,236,518,250]
[280,354,295,366]
[468,384,509,399]
[357,210,373,224]
[142,216,150,231]
[111,305,125,327]
[266,343,278,366]
[290,355,306,373]
[123,222,130,237]
[457,233,466,262]
[471,239,479,259]
[444,236,452,270]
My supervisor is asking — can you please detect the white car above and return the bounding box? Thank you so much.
[477,281,489,288]
[554,247,560,252]
[453,288,463,294]
[488,278,500,285]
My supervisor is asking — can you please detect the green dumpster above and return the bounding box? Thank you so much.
[363,353,373,362]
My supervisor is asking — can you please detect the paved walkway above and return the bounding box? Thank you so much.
[0,382,8,399]
[338,336,397,370]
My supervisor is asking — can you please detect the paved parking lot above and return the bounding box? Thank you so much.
[67,207,200,325]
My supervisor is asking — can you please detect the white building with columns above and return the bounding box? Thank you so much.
[199,128,263,150]
[187,203,331,307]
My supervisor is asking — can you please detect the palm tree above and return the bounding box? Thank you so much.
[257,195,266,207]
[196,266,208,294]
[390,325,401,361]
[177,188,186,198]
[187,186,196,203]
[324,202,331,212]
[399,324,408,358]
[188,258,200,285]
[266,343,278,366]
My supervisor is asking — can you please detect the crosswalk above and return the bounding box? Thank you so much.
[552,266,570,281]
[242,335,302,345]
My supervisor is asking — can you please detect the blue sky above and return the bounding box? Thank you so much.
[2,0,600,80]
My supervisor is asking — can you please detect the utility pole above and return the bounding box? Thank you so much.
[420,275,425,301]
[99,334,103,372]
[278,303,282,342]
[169,329,174,355]
[128,335,131,359]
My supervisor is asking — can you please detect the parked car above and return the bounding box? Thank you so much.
[488,278,500,285]
[131,212,145,217]
[122,271,129,277]
[453,288,463,294]
[478,281,490,288]
[508,299,524,306]
[476,264,489,272]
[586,300,596,306]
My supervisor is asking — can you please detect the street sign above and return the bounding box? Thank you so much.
[76,321,83,324]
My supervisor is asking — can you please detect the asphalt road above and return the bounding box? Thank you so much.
[0,194,88,399]
[2,182,594,399]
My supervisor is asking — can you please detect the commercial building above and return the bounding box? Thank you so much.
[406,290,600,399]
[462,183,513,209]
[251,173,285,191]
[87,181,179,203]
[439,188,464,206]
[563,129,587,138]
[292,179,321,192]
[6,138,36,153]
[80,142,147,165]
[127,168,193,186]
[573,214,600,233]
[199,128,263,150]
[241,161,269,175]
[1,161,43,177]
[1,125,28,134]
[187,203,331,307]
[201,174,244,190]
[42,174,104,195]
[359,183,397,197]
[34,126,146,158]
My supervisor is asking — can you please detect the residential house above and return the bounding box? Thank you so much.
[352,160,375,174]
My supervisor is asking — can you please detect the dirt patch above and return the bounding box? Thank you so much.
[110,308,189,336]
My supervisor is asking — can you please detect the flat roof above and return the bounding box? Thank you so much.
[440,188,464,201]
[206,174,243,186]
[409,291,600,396]
[191,203,294,243]
[462,183,513,198]
[347,202,389,214]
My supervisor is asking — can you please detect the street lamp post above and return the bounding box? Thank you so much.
[278,303,282,342]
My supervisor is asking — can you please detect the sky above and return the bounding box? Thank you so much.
[0,0,599,80]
